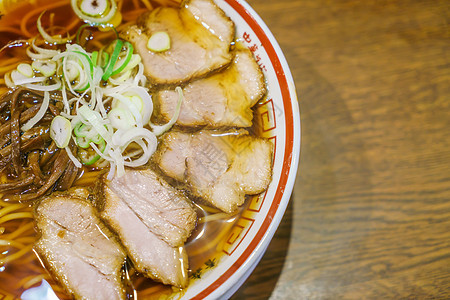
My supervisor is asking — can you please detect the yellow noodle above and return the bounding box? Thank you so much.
[0,57,22,67]
[74,170,105,186]
[0,63,21,74]
[0,244,33,265]
[198,212,237,224]
[188,221,235,257]
[28,260,47,273]
[16,274,43,289]
[122,8,148,21]
[0,26,25,36]
[19,252,40,266]
[0,203,27,218]
[5,222,35,240]
[0,212,34,225]
[116,21,137,31]
[138,284,166,297]
[132,0,140,8]
[92,29,119,42]
[0,239,27,248]
[20,0,70,38]
[15,236,37,244]
[65,16,82,33]
[140,0,153,10]
[22,274,50,289]
[197,204,221,214]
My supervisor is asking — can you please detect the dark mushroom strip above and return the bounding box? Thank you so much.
[0,98,9,113]
[0,133,50,158]
[10,89,22,176]
[39,141,59,167]
[55,161,78,191]
[47,104,61,116]
[28,150,46,186]
[0,175,35,193]
[0,175,35,192]
[21,133,50,152]
[0,90,12,104]
[5,147,71,202]
[0,104,41,142]
[21,126,49,140]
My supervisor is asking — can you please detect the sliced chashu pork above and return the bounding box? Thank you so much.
[104,168,196,247]
[34,191,126,300]
[121,0,235,85]
[155,130,273,213]
[153,49,266,127]
[101,187,189,288]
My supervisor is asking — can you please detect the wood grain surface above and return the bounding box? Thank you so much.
[231,0,450,299]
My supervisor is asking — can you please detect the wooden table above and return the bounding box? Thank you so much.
[232,0,450,299]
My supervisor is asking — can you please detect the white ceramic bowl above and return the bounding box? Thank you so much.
[1,0,299,298]
[179,0,300,298]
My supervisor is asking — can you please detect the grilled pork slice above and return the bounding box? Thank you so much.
[121,0,234,85]
[105,168,197,247]
[101,188,189,288]
[34,192,126,300]
[155,130,273,213]
[153,49,266,127]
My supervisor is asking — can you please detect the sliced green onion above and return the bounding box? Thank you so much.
[80,0,108,16]
[111,41,133,76]
[74,51,94,77]
[122,54,141,72]
[75,23,92,45]
[24,80,61,92]
[71,0,117,24]
[151,86,183,136]
[4,72,14,88]
[64,59,81,81]
[91,51,99,66]
[10,71,46,85]
[32,60,57,77]
[50,116,72,148]
[78,105,111,143]
[109,93,143,127]
[102,39,123,81]
[108,69,132,85]
[108,108,136,130]
[27,39,60,60]
[37,12,71,44]
[99,51,110,68]
[112,128,157,167]
[79,139,106,165]
[91,133,103,144]
[147,31,171,52]
[74,122,88,137]
[76,136,91,149]
[22,91,50,132]
[17,63,33,77]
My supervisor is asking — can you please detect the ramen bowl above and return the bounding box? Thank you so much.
[0,0,300,298]
[178,0,300,298]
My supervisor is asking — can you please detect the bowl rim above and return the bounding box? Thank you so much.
[189,0,301,299]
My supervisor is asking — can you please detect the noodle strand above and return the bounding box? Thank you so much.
[0,212,34,225]
[4,222,35,240]
[21,0,71,38]
[0,244,34,265]
[0,203,27,218]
